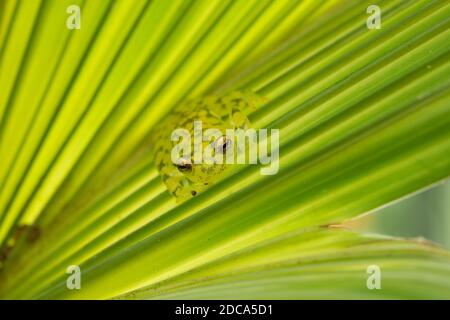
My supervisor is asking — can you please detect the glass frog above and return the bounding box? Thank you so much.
[150,91,266,203]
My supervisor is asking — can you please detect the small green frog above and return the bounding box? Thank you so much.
[151,91,265,202]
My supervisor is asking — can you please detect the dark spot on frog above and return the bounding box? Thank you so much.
[175,158,192,172]
[191,190,197,196]
[215,136,232,153]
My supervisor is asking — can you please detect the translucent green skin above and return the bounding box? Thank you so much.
[151,91,265,202]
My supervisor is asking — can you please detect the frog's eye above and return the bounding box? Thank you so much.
[175,158,192,172]
[215,136,232,153]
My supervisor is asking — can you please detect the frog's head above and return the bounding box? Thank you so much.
[171,133,235,201]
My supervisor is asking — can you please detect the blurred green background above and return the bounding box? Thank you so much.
[353,179,450,249]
